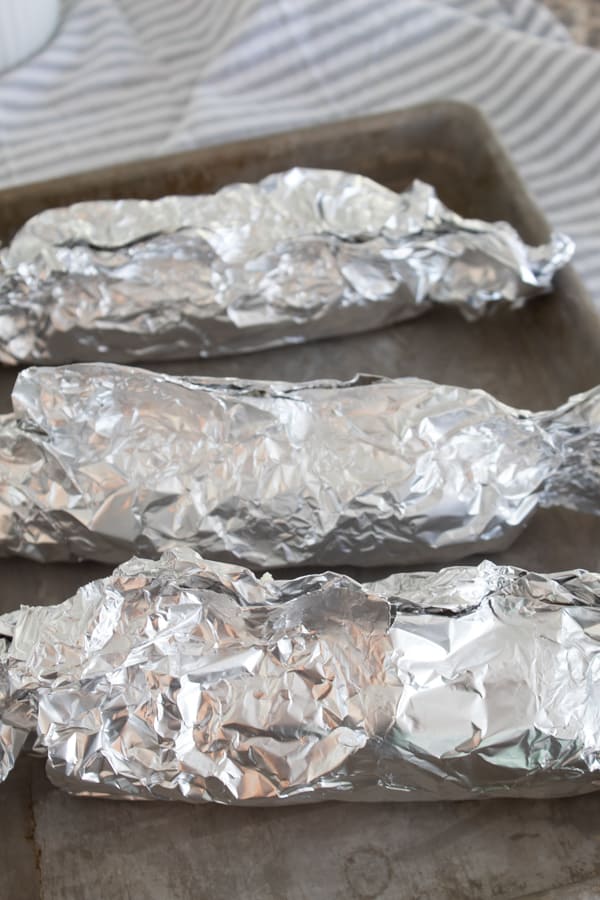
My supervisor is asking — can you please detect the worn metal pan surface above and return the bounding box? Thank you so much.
[2,102,600,900]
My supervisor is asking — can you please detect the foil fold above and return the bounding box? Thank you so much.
[0,364,598,567]
[1,549,600,802]
[0,169,572,365]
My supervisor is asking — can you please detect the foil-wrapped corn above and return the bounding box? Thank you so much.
[0,363,598,566]
[2,549,600,802]
[0,169,572,365]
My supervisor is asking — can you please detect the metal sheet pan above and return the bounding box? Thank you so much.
[2,102,600,899]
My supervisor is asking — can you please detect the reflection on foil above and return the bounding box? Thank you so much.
[1,549,600,802]
[0,169,573,364]
[0,364,598,566]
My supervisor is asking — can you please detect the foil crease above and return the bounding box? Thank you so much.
[0,169,572,365]
[1,549,600,802]
[0,363,598,567]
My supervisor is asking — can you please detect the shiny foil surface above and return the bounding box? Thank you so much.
[0,363,598,567]
[1,549,600,802]
[0,169,572,365]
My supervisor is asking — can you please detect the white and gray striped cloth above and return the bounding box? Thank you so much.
[0,0,599,304]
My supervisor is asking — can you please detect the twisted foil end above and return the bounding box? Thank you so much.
[539,384,600,513]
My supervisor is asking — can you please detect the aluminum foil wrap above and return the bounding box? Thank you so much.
[0,169,572,365]
[0,363,598,567]
[1,549,600,802]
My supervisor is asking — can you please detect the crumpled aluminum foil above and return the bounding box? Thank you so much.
[1,548,600,802]
[0,363,598,567]
[0,169,572,365]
